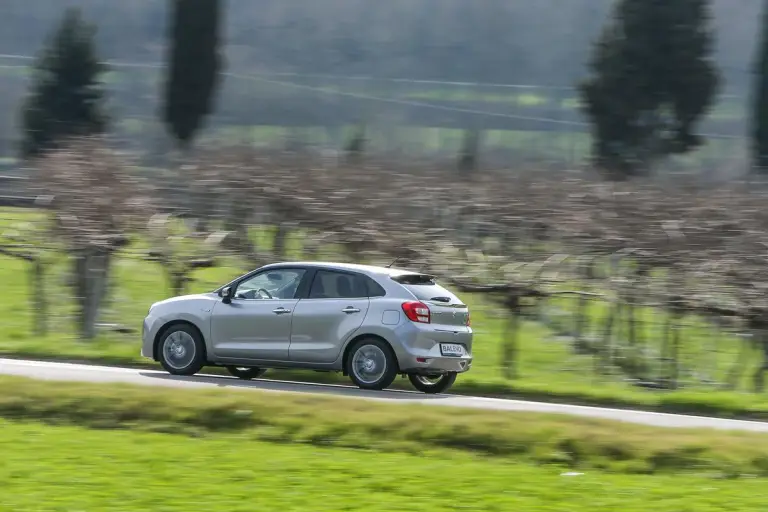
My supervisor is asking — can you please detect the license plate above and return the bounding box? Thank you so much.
[440,343,464,357]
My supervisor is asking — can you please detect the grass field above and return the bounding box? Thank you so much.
[2,377,768,511]
[2,421,766,512]
[4,375,768,475]
[2,207,768,418]
[4,421,767,512]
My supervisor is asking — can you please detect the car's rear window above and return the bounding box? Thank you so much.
[392,274,462,304]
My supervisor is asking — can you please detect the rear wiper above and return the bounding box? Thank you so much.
[430,296,451,303]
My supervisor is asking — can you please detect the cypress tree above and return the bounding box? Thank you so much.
[20,8,108,159]
[579,0,720,179]
[162,0,223,149]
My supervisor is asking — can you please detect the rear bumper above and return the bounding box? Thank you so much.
[391,323,473,374]
[404,354,473,374]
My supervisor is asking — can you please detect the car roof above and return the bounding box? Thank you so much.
[260,261,429,278]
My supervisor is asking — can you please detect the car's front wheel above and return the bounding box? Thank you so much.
[226,366,267,380]
[158,323,206,376]
[408,373,457,394]
[346,338,398,391]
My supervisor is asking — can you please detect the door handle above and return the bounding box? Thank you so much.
[272,307,292,315]
[342,307,361,314]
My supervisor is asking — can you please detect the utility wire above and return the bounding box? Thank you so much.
[0,53,744,139]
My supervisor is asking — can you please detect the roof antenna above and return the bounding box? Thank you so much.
[386,257,400,268]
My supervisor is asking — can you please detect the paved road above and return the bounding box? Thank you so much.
[2,357,768,432]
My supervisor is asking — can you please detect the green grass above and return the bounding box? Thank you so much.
[4,375,768,478]
[4,419,768,512]
[2,377,768,510]
[3,207,768,419]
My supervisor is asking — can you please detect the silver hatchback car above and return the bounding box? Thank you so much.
[141,262,473,393]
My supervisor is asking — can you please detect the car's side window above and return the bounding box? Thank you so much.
[235,269,306,300]
[365,277,386,297]
[308,270,368,299]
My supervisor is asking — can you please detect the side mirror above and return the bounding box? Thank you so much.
[220,286,233,304]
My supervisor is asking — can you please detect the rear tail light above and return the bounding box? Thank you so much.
[466,311,471,327]
[402,301,430,323]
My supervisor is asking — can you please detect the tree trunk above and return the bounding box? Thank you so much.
[502,313,520,380]
[273,222,289,258]
[170,270,186,297]
[573,294,590,354]
[28,258,47,337]
[626,301,642,378]
[304,237,321,260]
[501,294,521,380]
[669,319,681,390]
[725,339,752,390]
[659,308,682,390]
[74,249,112,340]
[753,324,768,393]
[622,288,644,380]
[597,303,616,375]
[224,204,253,255]
[626,289,637,347]
[574,260,594,354]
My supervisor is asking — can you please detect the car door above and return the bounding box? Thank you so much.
[289,269,370,364]
[210,267,308,362]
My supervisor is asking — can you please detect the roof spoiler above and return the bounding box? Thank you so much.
[391,273,437,284]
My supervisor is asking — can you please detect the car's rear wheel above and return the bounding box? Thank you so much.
[346,338,398,391]
[226,366,267,380]
[158,324,206,376]
[408,373,457,394]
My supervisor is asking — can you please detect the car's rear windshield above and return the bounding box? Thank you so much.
[391,274,463,304]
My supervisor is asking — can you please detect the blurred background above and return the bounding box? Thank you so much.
[3,1,768,509]
[1,0,768,403]
[0,0,760,173]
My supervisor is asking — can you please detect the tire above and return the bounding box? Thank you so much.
[408,373,458,394]
[346,338,398,391]
[226,366,267,380]
[158,323,206,376]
